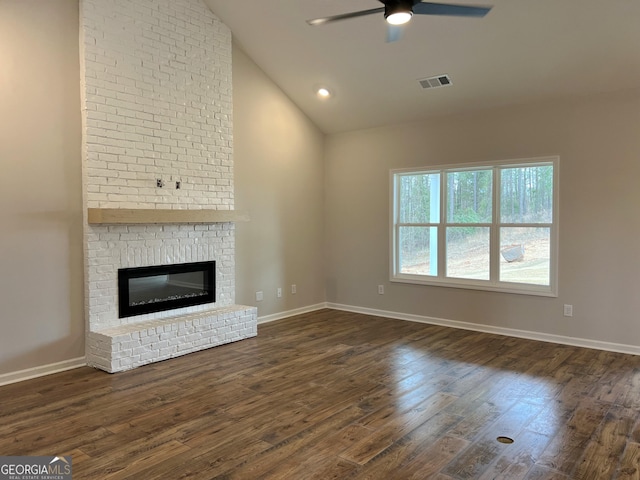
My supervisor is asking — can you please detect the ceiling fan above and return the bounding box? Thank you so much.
[306,0,492,42]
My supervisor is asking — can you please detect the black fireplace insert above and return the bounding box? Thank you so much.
[118,261,215,318]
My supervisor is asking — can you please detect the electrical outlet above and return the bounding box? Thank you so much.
[175,181,181,189]
[563,304,573,317]
[277,287,282,298]
[378,285,384,295]
[156,179,164,188]
[255,291,263,302]
[291,284,297,294]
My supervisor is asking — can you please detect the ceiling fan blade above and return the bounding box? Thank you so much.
[306,7,385,26]
[413,2,492,18]
[386,24,404,43]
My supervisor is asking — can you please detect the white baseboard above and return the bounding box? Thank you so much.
[4,301,637,388]
[327,302,640,356]
[0,357,87,387]
[0,304,326,386]
[257,303,328,325]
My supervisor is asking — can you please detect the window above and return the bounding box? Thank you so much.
[391,157,558,296]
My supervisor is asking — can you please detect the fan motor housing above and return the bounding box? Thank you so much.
[383,0,417,19]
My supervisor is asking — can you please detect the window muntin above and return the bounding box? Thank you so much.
[392,157,558,296]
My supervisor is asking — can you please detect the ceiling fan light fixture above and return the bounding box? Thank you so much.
[386,11,412,25]
[385,1,414,25]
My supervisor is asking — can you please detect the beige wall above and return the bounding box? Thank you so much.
[233,45,326,317]
[0,3,326,377]
[325,89,640,346]
[2,0,639,377]
[0,0,84,374]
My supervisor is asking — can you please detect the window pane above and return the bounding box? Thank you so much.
[500,165,553,223]
[500,227,550,285]
[399,173,440,223]
[399,226,438,276]
[446,227,490,280]
[446,170,492,223]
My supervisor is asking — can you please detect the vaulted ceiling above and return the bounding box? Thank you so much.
[203,0,640,134]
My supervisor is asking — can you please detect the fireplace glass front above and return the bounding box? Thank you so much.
[118,261,215,318]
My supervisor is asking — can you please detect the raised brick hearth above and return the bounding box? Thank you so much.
[80,0,256,372]
[87,305,256,373]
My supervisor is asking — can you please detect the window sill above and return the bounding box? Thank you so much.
[391,274,557,297]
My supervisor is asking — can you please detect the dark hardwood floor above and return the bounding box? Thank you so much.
[2,309,640,479]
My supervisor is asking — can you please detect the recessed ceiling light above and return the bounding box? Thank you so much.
[317,87,331,98]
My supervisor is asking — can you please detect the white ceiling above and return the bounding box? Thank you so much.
[203,0,640,134]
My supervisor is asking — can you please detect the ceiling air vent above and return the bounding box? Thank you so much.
[418,74,452,89]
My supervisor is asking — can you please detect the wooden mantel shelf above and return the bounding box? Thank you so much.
[87,208,250,225]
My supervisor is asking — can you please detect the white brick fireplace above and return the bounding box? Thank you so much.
[80,0,256,373]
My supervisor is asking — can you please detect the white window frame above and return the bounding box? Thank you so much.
[390,156,559,297]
